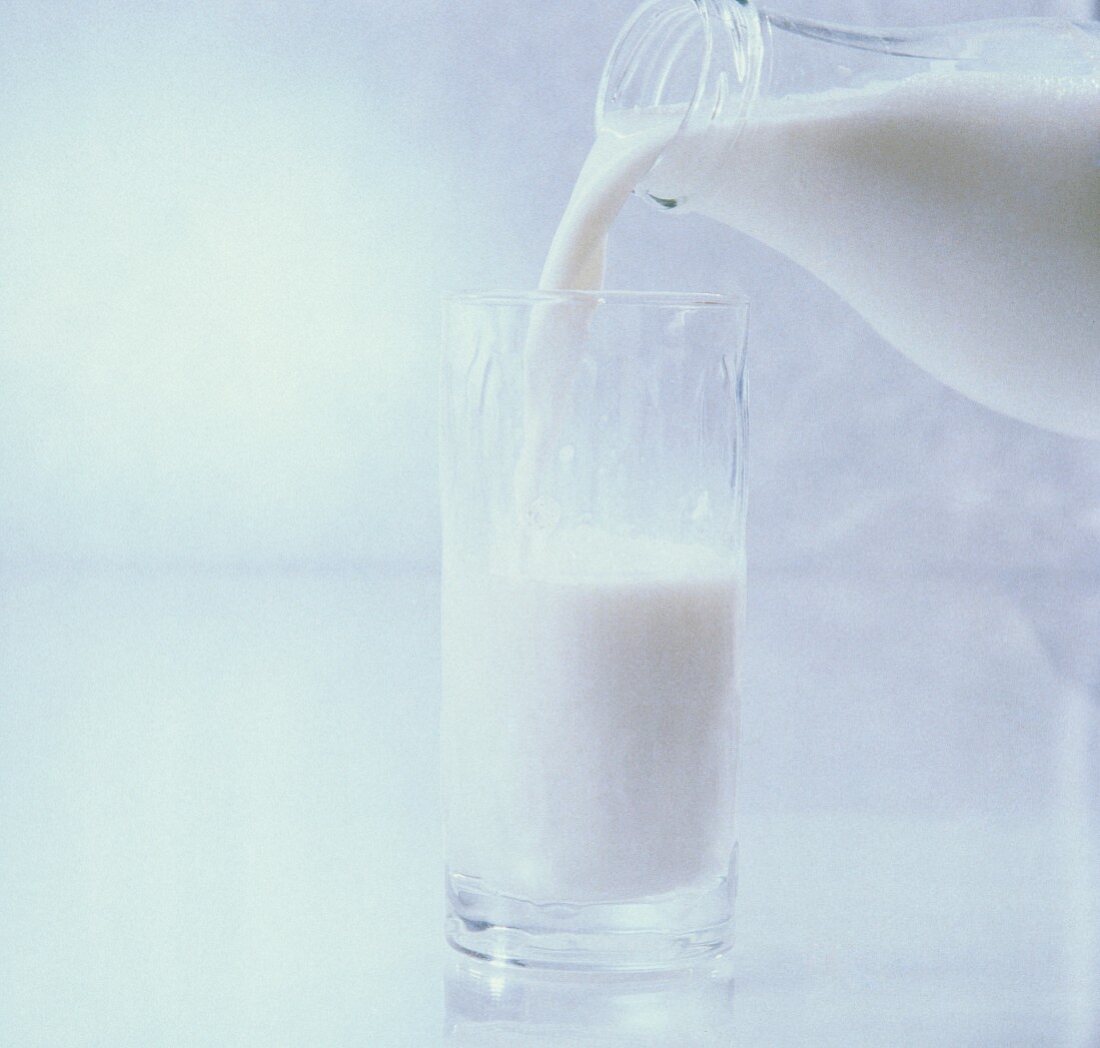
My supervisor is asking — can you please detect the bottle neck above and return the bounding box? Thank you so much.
[598,3,1095,211]
[597,0,765,211]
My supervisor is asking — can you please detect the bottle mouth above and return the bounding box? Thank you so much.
[596,0,764,210]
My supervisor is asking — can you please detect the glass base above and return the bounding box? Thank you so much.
[445,863,736,972]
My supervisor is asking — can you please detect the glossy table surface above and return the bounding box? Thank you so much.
[1,566,1096,1046]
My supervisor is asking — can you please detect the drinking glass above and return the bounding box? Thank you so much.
[440,289,748,970]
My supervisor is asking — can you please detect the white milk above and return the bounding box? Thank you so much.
[443,533,739,903]
[538,119,673,291]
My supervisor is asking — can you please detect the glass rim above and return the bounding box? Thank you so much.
[443,288,748,309]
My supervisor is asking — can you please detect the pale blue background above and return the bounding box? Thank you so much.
[0,1,1097,1044]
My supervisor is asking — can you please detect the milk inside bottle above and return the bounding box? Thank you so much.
[594,2,1100,439]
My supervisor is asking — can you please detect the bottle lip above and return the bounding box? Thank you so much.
[596,0,703,139]
[595,0,765,210]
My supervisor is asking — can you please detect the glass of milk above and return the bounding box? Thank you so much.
[440,289,748,970]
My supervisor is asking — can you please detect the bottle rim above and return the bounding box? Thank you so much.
[595,0,765,210]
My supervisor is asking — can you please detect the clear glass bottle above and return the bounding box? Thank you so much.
[598,3,1100,439]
